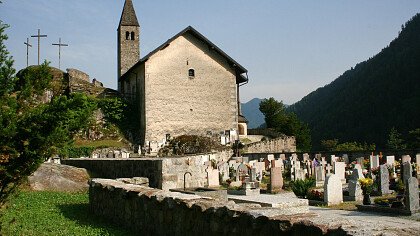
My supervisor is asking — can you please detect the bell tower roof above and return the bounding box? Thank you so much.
[119,0,139,27]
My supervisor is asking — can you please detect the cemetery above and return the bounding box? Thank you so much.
[78,151,420,235]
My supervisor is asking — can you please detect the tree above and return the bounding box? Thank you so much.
[259,98,312,151]
[321,139,339,151]
[0,23,96,204]
[407,128,420,149]
[386,127,407,150]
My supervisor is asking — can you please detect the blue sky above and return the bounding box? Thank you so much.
[2,0,420,104]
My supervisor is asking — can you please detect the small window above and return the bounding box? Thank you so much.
[131,32,135,40]
[125,31,130,40]
[188,69,195,77]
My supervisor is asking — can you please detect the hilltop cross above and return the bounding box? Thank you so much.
[31,29,47,65]
[52,38,68,69]
[24,38,32,67]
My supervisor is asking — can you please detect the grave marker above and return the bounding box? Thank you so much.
[405,177,420,214]
[378,165,390,195]
[324,174,343,206]
[348,180,363,201]
[402,161,413,183]
[207,168,220,187]
[270,167,283,193]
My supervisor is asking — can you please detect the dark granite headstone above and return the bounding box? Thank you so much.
[378,165,390,195]
[405,177,419,214]
[402,162,413,183]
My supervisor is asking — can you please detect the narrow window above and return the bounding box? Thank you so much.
[125,31,130,40]
[188,69,195,77]
[131,32,135,40]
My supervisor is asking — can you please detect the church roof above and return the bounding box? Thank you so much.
[119,0,140,27]
[121,26,248,83]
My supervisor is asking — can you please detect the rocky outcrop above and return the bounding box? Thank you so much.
[28,163,89,192]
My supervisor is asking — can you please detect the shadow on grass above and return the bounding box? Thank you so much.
[58,203,134,236]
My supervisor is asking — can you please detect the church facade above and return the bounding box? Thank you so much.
[117,0,249,152]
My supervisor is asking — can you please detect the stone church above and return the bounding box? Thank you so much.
[117,0,249,152]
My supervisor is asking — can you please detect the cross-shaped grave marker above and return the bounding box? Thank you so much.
[31,29,47,65]
[52,38,69,69]
[24,38,32,67]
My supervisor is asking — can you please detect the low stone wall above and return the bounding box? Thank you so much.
[90,179,345,235]
[63,151,232,190]
[245,136,296,154]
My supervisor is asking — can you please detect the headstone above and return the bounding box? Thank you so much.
[342,154,349,164]
[326,164,332,175]
[267,154,275,161]
[334,162,346,181]
[303,153,310,162]
[250,168,257,182]
[315,166,325,181]
[401,155,411,164]
[356,157,364,168]
[279,154,286,160]
[294,168,305,181]
[207,168,220,187]
[218,162,230,181]
[263,158,270,171]
[255,162,265,181]
[378,165,390,195]
[305,160,312,177]
[416,154,420,177]
[324,174,343,206]
[402,161,413,183]
[350,166,364,181]
[405,177,420,214]
[386,156,395,166]
[242,156,249,163]
[237,163,248,182]
[370,155,379,169]
[270,167,283,193]
[348,180,363,201]
[274,159,284,172]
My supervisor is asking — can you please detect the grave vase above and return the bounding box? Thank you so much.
[362,188,371,205]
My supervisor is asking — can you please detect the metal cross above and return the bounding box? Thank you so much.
[31,29,47,65]
[24,38,32,67]
[52,38,68,69]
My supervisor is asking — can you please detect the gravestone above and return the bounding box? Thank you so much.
[326,164,332,175]
[255,162,265,181]
[263,159,270,171]
[274,159,284,172]
[279,154,286,160]
[356,157,364,168]
[267,154,275,161]
[405,177,419,214]
[378,165,390,195]
[294,168,305,181]
[218,162,230,181]
[402,161,413,183]
[250,168,257,182]
[334,162,346,181]
[324,174,343,206]
[370,155,379,169]
[342,154,349,164]
[402,155,411,164]
[416,154,420,177]
[237,163,248,182]
[303,153,310,162]
[305,160,312,177]
[350,166,364,181]
[270,167,283,193]
[348,180,363,201]
[207,168,220,187]
[386,156,395,166]
[315,166,325,181]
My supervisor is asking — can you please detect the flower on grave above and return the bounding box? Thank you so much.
[371,167,379,175]
[359,178,373,195]
[394,160,401,169]
[362,169,368,175]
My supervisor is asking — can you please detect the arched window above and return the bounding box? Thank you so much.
[188,69,195,77]
[125,31,130,40]
[131,32,135,40]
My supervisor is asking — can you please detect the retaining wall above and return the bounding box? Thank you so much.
[89,179,345,235]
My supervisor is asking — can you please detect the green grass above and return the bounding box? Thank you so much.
[74,139,127,148]
[0,191,132,236]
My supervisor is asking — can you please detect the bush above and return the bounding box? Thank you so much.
[171,135,223,155]
[58,146,95,159]
[307,188,324,201]
[290,178,315,198]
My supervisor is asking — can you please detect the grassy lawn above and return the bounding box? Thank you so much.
[0,191,132,236]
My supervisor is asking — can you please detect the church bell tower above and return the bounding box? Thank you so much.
[118,0,140,91]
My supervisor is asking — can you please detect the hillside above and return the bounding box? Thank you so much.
[241,98,264,128]
[288,13,420,149]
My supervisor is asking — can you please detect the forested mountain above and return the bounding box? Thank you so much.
[241,98,264,128]
[288,14,420,150]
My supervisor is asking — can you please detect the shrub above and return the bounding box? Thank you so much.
[290,178,315,198]
[171,135,223,155]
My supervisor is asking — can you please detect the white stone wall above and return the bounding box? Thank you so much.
[143,33,238,143]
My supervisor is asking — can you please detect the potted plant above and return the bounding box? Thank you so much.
[359,178,373,205]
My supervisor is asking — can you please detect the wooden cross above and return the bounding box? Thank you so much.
[52,38,68,69]
[31,29,47,65]
[24,38,32,67]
